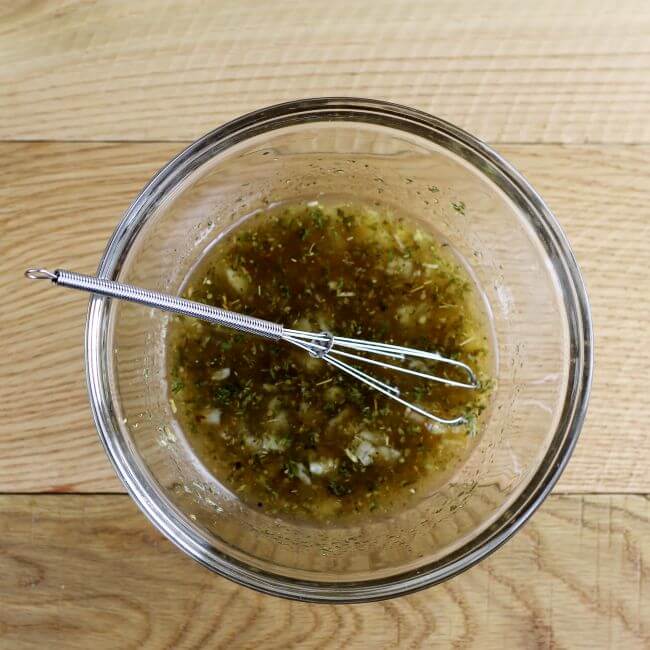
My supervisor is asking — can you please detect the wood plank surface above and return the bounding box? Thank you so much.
[1,0,650,144]
[0,494,647,649]
[2,142,648,493]
[2,2,649,647]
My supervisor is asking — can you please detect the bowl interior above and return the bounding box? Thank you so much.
[88,102,589,601]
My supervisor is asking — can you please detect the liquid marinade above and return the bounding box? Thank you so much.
[167,201,493,520]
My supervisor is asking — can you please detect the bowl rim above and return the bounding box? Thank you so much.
[85,97,593,603]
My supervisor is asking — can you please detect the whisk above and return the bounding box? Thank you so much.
[25,268,477,425]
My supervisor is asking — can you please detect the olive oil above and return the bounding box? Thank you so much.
[167,201,493,520]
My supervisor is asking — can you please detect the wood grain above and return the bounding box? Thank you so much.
[1,4,649,646]
[2,142,648,493]
[1,0,650,144]
[0,143,178,492]
[0,494,647,649]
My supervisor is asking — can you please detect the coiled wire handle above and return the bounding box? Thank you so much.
[24,268,284,340]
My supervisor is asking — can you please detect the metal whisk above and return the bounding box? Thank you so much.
[25,268,477,425]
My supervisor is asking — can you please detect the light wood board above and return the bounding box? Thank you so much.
[0,494,647,649]
[1,2,649,647]
[1,0,650,143]
[1,142,648,493]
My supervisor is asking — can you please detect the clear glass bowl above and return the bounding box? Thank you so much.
[86,98,592,602]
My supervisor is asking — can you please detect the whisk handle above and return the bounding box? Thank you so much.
[25,268,284,340]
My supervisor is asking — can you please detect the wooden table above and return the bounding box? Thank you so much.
[1,2,649,648]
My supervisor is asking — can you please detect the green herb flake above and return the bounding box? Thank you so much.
[451,201,466,215]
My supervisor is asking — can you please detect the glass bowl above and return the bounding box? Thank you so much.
[86,98,592,602]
